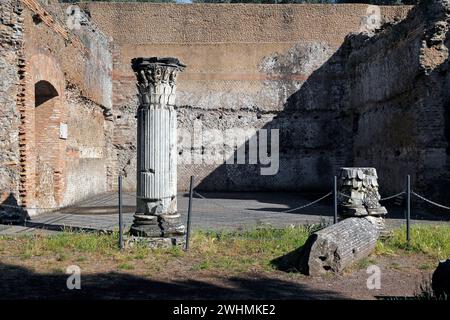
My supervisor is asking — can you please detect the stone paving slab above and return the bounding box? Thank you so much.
[0,225,59,236]
[0,192,449,235]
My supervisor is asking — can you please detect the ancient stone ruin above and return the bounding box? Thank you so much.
[338,168,387,218]
[130,57,186,244]
[275,167,386,276]
[0,0,450,223]
[294,217,380,275]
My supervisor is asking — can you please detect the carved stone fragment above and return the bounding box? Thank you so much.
[274,217,380,276]
[338,167,387,217]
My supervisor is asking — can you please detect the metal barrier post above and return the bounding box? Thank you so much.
[333,176,338,224]
[406,174,411,244]
[185,176,194,251]
[118,175,123,250]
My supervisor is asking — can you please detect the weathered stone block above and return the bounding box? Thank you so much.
[338,167,387,217]
[273,217,380,276]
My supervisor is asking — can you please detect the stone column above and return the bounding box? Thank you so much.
[130,57,186,240]
[338,167,387,218]
[282,167,388,276]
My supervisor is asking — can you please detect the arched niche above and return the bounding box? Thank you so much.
[21,52,67,213]
[35,80,59,107]
[34,80,61,209]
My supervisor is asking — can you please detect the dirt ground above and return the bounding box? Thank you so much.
[0,252,434,300]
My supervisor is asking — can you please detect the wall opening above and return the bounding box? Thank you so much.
[34,80,61,209]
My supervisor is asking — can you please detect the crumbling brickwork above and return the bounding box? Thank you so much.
[0,0,113,215]
[0,0,24,207]
[345,0,450,206]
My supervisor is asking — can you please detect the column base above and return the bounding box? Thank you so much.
[129,213,186,238]
[124,235,185,249]
[340,205,387,217]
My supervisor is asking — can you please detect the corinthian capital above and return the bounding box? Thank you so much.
[131,57,186,108]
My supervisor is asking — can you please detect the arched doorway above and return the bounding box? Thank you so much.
[34,80,60,209]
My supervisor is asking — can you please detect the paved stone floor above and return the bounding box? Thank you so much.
[0,191,449,235]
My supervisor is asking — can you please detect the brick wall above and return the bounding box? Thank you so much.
[0,0,114,214]
[34,80,63,208]
[0,0,24,208]
[84,3,412,192]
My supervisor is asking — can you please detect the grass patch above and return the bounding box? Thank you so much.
[9,231,118,259]
[40,231,117,253]
[0,223,448,276]
[389,262,402,270]
[117,263,134,270]
[355,257,377,270]
[189,225,315,272]
[377,225,450,260]
[0,225,316,274]
[418,263,434,271]
[76,256,87,262]
[56,253,68,262]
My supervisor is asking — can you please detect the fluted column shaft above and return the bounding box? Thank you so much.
[130,57,186,238]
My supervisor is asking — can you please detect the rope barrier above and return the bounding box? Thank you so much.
[338,191,405,201]
[282,192,332,213]
[412,191,450,210]
[194,190,332,214]
[193,191,244,213]
[2,187,449,215]
[0,190,404,213]
[380,191,405,201]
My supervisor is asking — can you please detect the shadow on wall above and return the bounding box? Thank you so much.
[0,193,30,224]
[0,262,348,299]
[195,36,355,194]
[195,2,450,208]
